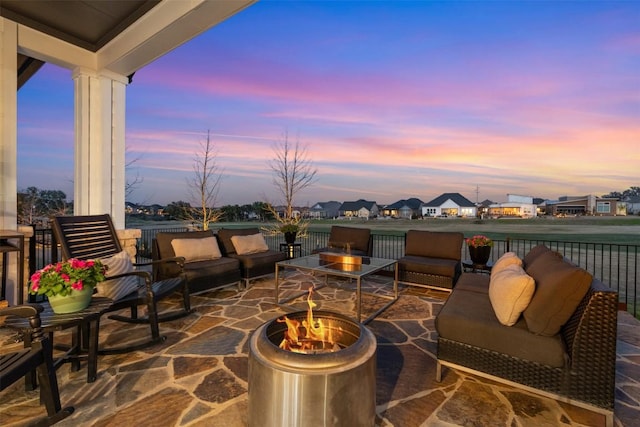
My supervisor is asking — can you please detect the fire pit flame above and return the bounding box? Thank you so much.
[277,288,343,353]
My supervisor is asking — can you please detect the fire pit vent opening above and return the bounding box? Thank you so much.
[248,310,377,427]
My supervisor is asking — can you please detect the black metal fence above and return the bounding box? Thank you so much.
[29,226,640,318]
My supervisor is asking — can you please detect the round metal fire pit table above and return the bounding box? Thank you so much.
[248,310,377,427]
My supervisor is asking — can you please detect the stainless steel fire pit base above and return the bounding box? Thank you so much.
[248,310,377,427]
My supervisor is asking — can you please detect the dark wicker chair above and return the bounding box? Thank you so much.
[436,279,618,426]
[52,214,192,353]
[0,304,74,426]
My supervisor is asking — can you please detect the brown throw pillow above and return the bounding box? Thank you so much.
[523,252,592,336]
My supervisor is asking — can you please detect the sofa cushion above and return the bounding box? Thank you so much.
[436,287,567,367]
[231,250,288,269]
[489,264,535,326]
[183,257,240,278]
[231,233,269,255]
[523,244,553,269]
[405,230,463,260]
[491,252,522,276]
[171,236,221,262]
[398,255,459,278]
[523,251,593,336]
[96,250,140,301]
[217,228,260,255]
[453,273,490,294]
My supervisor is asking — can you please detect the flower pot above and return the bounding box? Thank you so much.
[469,245,491,265]
[284,231,297,244]
[47,286,93,314]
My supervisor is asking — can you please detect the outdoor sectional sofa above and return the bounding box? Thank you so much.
[435,244,618,426]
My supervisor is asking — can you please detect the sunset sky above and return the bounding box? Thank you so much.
[16,1,640,208]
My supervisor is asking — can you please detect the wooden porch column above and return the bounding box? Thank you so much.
[72,68,128,229]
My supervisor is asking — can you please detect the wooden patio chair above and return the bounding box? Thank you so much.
[52,214,192,353]
[0,304,74,426]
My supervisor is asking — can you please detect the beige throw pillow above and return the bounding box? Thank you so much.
[231,233,269,255]
[491,252,522,276]
[489,264,536,326]
[96,251,140,301]
[171,237,221,262]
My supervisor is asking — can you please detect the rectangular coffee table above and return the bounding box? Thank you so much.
[274,254,398,324]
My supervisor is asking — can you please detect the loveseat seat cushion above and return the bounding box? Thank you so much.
[230,250,287,269]
[436,287,567,367]
[453,272,490,294]
[405,230,463,260]
[398,255,459,278]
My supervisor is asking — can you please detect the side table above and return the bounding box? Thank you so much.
[462,260,493,274]
[279,243,302,259]
[4,297,113,385]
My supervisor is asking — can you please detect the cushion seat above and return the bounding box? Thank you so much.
[398,255,458,277]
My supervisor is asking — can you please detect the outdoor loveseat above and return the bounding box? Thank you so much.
[435,244,618,426]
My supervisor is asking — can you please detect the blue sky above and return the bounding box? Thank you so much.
[17,1,640,207]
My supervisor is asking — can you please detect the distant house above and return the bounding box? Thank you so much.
[545,195,626,216]
[383,198,423,219]
[308,201,341,219]
[421,193,476,217]
[339,199,379,219]
[477,199,495,217]
[487,194,538,218]
[625,196,640,215]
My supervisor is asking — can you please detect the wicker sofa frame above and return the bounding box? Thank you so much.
[436,278,618,426]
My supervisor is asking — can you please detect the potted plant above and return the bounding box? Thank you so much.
[280,223,299,244]
[29,259,106,314]
[465,235,493,265]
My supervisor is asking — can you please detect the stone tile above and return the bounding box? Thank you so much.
[189,399,248,427]
[173,356,219,380]
[224,356,249,383]
[92,387,192,426]
[185,315,226,334]
[437,380,510,426]
[194,370,246,404]
[379,389,447,426]
[168,325,245,355]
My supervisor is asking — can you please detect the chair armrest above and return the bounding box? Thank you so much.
[134,256,185,269]
[0,304,43,319]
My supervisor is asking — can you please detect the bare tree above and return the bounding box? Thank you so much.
[265,131,317,236]
[125,145,144,200]
[185,130,224,230]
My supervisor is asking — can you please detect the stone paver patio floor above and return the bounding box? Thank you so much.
[1,270,639,426]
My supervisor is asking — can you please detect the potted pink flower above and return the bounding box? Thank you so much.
[465,235,493,265]
[29,259,105,313]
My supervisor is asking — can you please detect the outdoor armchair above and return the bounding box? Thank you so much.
[52,214,192,353]
[314,226,373,257]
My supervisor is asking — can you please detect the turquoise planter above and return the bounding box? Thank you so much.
[48,286,93,314]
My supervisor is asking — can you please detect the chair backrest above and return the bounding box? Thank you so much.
[404,230,464,260]
[328,226,372,256]
[52,214,122,260]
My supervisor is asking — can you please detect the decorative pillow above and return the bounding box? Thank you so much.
[171,237,221,262]
[491,252,522,276]
[523,252,592,336]
[96,251,140,301]
[489,264,535,326]
[230,233,269,255]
